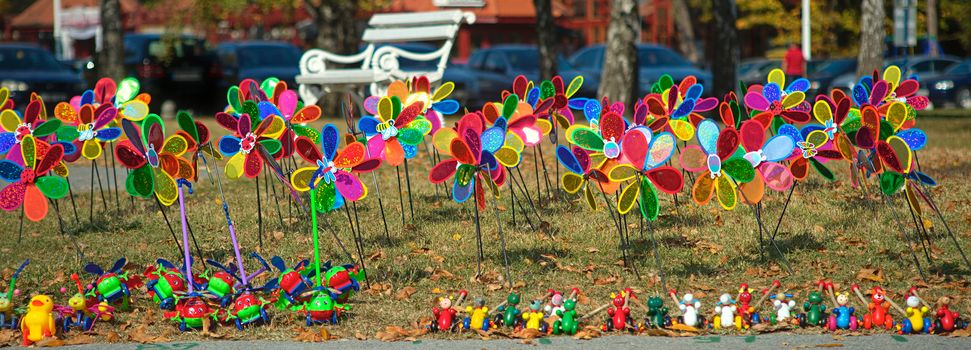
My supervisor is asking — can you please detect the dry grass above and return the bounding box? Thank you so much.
[0,110,970,342]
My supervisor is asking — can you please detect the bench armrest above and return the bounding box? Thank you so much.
[371,44,451,80]
[300,47,375,75]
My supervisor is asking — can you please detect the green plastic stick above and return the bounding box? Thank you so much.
[310,188,322,287]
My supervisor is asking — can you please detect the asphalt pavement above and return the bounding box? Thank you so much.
[51,334,971,350]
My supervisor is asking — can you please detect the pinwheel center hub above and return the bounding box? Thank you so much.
[146,144,160,168]
[20,167,35,184]
[14,123,31,141]
[603,138,621,159]
[707,154,722,178]
[240,133,257,154]
[77,123,96,141]
[797,141,817,159]
[379,121,398,141]
[315,159,337,184]
[769,101,783,114]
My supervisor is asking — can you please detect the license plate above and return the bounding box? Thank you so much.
[172,70,202,82]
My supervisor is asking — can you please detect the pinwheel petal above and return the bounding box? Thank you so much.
[0,160,22,182]
[0,182,25,211]
[714,175,737,210]
[161,134,189,157]
[23,185,48,221]
[566,125,604,151]
[118,100,149,121]
[384,139,405,167]
[243,151,263,178]
[608,164,639,182]
[646,166,683,194]
[696,119,719,156]
[290,167,317,192]
[555,145,583,174]
[335,142,367,168]
[620,128,648,168]
[35,175,68,200]
[449,138,476,166]
[744,91,770,111]
[335,170,367,202]
[760,162,793,192]
[723,157,755,183]
[126,165,154,199]
[679,145,708,172]
[739,171,765,205]
[494,147,520,167]
[691,172,715,206]
[616,181,640,214]
[762,134,796,162]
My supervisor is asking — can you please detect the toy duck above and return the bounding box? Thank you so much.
[20,295,56,346]
[678,293,701,327]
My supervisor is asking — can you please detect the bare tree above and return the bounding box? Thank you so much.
[671,0,700,63]
[857,0,885,76]
[598,0,639,109]
[303,0,360,54]
[534,0,558,81]
[99,0,125,80]
[710,0,738,98]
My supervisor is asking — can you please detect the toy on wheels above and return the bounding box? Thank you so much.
[0,260,28,329]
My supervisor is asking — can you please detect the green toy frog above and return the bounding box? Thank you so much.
[646,296,669,328]
[495,292,521,328]
[803,291,827,326]
[553,299,578,335]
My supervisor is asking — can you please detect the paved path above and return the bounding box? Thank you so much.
[52,334,970,350]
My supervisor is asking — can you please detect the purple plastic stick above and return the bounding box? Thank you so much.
[177,182,193,293]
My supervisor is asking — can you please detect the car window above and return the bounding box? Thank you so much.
[930,59,956,74]
[146,37,206,63]
[0,48,66,71]
[910,60,934,74]
[238,46,299,68]
[504,50,539,71]
[468,52,485,70]
[571,49,600,69]
[639,48,690,67]
[946,62,970,75]
[483,52,507,73]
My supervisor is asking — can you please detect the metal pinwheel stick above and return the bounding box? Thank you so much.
[200,142,248,285]
[731,178,793,276]
[910,151,971,271]
[596,180,639,280]
[341,96,391,242]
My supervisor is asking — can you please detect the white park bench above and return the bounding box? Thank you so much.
[296,10,476,105]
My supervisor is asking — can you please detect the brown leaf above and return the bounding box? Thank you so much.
[272,231,285,240]
[950,328,971,337]
[368,251,385,261]
[855,268,885,283]
[815,344,844,348]
[512,281,526,289]
[395,286,417,300]
[431,255,445,264]
[668,323,700,332]
[105,331,122,343]
[355,331,368,340]
[63,334,96,345]
[586,247,600,253]
[128,324,169,343]
[36,338,66,347]
[511,328,542,339]
[573,326,602,340]
[487,283,503,291]
[593,276,618,286]
[0,329,18,343]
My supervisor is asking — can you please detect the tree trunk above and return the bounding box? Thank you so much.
[671,0,700,63]
[304,0,359,54]
[598,0,639,109]
[533,0,558,81]
[927,0,938,56]
[99,0,124,81]
[857,0,885,77]
[710,0,738,98]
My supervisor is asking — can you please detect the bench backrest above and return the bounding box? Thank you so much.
[359,10,475,70]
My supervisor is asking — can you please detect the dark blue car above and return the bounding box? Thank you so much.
[925,60,971,109]
[568,44,712,97]
[122,34,215,110]
[0,44,83,109]
[215,41,302,92]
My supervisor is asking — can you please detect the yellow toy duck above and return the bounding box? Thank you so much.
[20,295,56,346]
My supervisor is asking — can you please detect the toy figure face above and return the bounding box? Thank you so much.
[310,294,334,310]
[738,290,752,303]
[439,297,452,309]
[29,295,54,312]
[774,293,786,301]
[648,296,663,308]
[563,299,576,310]
[183,299,210,317]
[234,294,260,311]
[551,293,563,306]
[612,294,625,307]
[69,293,86,310]
[871,289,885,302]
[164,273,186,291]
[507,292,520,305]
[473,297,485,308]
[808,292,823,303]
[530,300,542,311]
[682,293,694,304]
[906,296,919,308]
[837,294,849,306]
[0,297,9,310]
[719,293,732,304]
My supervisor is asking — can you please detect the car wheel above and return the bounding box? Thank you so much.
[958,88,971,110]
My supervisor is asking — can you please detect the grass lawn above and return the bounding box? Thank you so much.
[0,109,970,342]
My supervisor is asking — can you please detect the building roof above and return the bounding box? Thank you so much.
[385,0,569,22]
[10,0,140,28]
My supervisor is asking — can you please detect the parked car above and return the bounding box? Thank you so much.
[215,41,302,92]
[807,58,856,95]
[568,44,712,97]
[924,60,971,109]
[122,33,217,110]
[831,55,961,91]
[0,44,84,109]
[447,45,590,108]
[738,58,780,87]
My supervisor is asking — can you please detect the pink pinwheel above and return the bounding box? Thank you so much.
[290,124,380,212]
[0,135,68,221]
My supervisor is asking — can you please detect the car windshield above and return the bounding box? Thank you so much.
[638,48,690,67]
[815,60,855,75]
[947,62,970,75]
[0,47,65,71]
[238,46,300,68]
[126,36,206,62]
[504,50,540,71]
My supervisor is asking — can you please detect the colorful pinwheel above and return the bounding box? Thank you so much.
[851,66,928,113]
[0,135,68,221]
[429,114,505,209]
[291,124,380,212]
[680,119,756,210]
[555,145,615,210]
[606,127,683,220]
[737,120,796,204]
[640,74,719,141]
[52,103,122,160]
[115,115,196,206]
[357,97,427,166]
[378,76,460,134]
[0,98,62,164]
[215,111,286,179]
[776,123,842,181]
[744,69,812,125]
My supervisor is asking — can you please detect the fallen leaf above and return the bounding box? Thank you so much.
[395,286,417,300]
[368,251,385,261]
[668,323,700,332]
[272,231,284,240]
[105,331,122,343]
[586,247,600,253]
[487,284,503,291]
[431,255,445,264]
[35,338,65,347]
[355,331,368,340]
[593,276,617,286]
[573,326,602,340]
[950,328,971,337]
[816,344,844,347]
[128,324,169,343]
[855,267,885,283]
[63,334,96,345]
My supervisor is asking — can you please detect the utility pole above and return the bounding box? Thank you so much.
[801,0,811,61]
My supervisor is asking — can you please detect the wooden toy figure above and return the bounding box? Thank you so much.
[605,291,632,331]
[495,292,522,328]
[20,295,56,346]
[828,292,858,331]
[431,292,466,332]
[669,289,701,328]
[802,291,827,327]
[713,293,738,330]
[464,297,490,331]
[522,300,547,332]
[771,293,796,324]
[0,260,28,329]
[933,297,966,333]
[851,284,894,330]
[553,299,579,335]
[899,294,931,334]
[645,296,669,328]
[737,283,755,327]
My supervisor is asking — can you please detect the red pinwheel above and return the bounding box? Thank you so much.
[0,135,68,221]
[215,112,286,179]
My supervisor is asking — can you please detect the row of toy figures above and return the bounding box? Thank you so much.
[0,255,363,346]
[422,281,965,337]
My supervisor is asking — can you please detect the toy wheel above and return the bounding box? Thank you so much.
[235,318,243,331]
[62,318,71,333]
[121,284,130,297]
[827,315,837,331]
[923,318,932,334]
[305,314,313,327]
[957,319,967,329]
[84,317,94,331]
[10,315,17,330]
[179,321,187,332]
[260,308,269,324]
